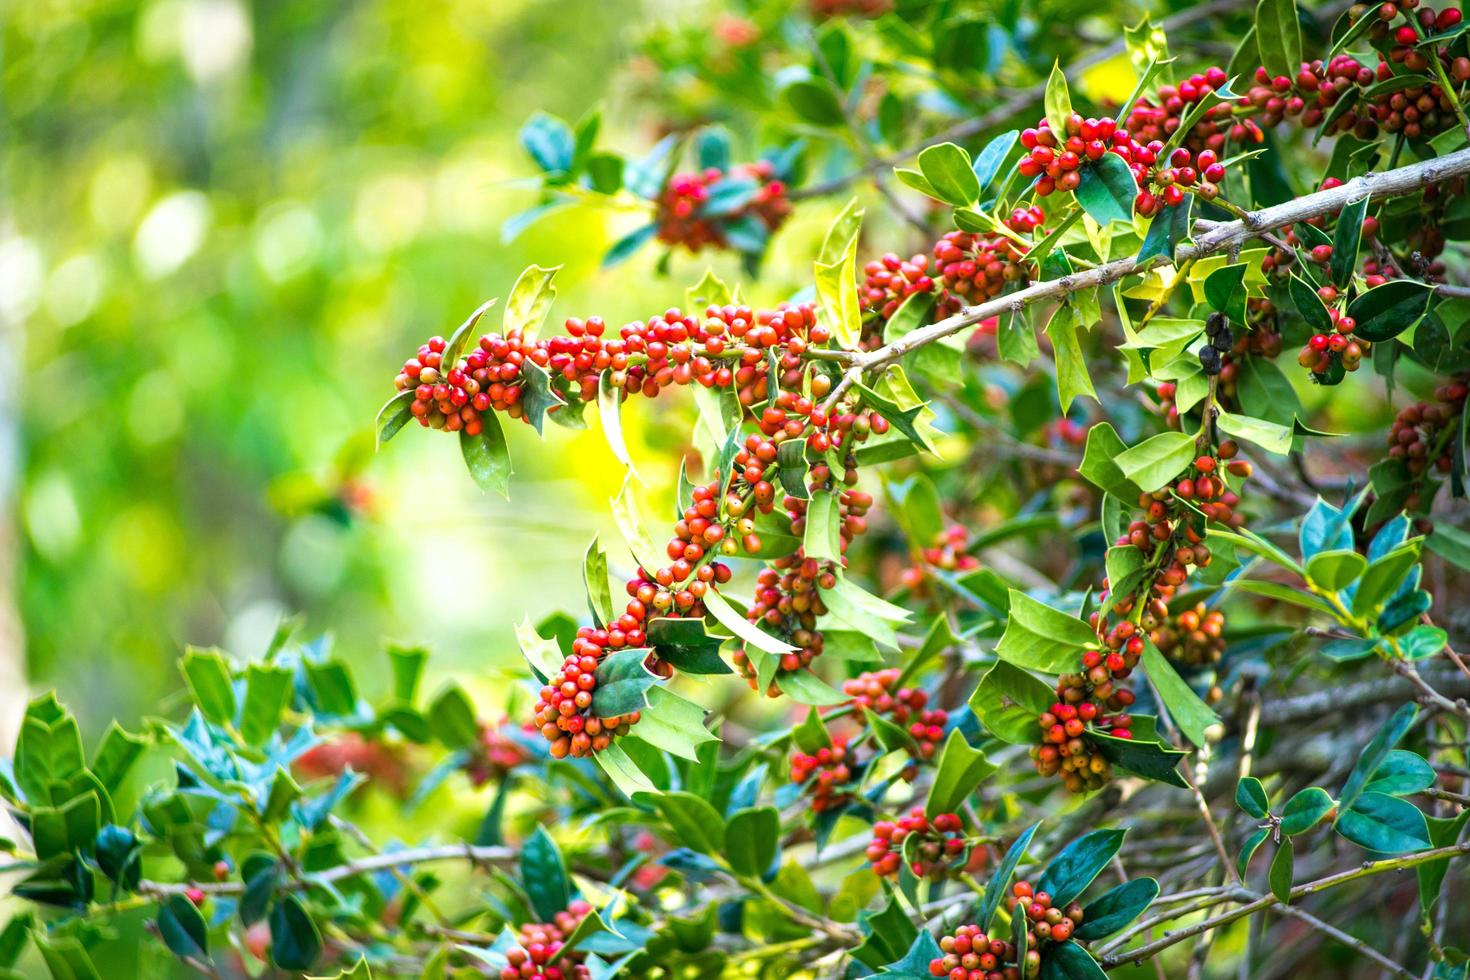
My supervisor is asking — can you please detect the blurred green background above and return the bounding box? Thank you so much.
[2,0,841,733]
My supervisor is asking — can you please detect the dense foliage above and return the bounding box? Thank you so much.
[7,0,1470,977]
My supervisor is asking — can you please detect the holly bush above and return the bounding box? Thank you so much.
[7,0,1470,978]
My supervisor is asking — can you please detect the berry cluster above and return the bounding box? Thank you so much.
[655,161,791,253]
[1119,448,1251,580]
[1152,602,1227,668]
[498,900,595,980]
[1125,67,1263,155]
[464,718,531,786]
[1018,112,1233,217]
[928,923,1032,980]
[899,525,983,599]
[1197,312,1235,377]
[790,736,856,812]
[1006,880,1085,946]
[866,808,967,879]
[1386,381,1469,510]
[1296,291,1373,378]
[842,668,948,766]
[1032,686,1133,793]
[532,652,641,760]
[393,300,833,434]
[862,252,952,327]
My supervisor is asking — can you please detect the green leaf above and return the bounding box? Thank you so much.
[1074,878,1159,941]
[269,893,323,971]
[646,618,729,675]
[783,79,844,126]
[460,412,512,497]
[375,391,415,449]
[724,807,779,878]
[1044,60,1072,137]
[704,588,798,654]
[1255,0,1302,79]
[158,894,209,962]
[633,687,717,761]
[1079,423,1141,499]
[1279,786,1335,835]
[995,590,1096,672]
[803,489,842,562]
[865,707,921,756]
[590,648,658,717]
[925,731,996,818]
[648,790,725,856]
[1203,262,1248,321]
[387,645,427,704]
[1418,809,1470,911]
[427,684,479,748]
[1335,792,1430,852]
[90,722,146,794]
[686,268,733,311]
[1137,197,1194,263]
[794,706,833,754]
[998,307,1040,365]
[1268,838,1294,903]
[1330,196,1369,288]
[503,264,560,340]
[521,113,575,174]
[1362,749,1435,797]
[1116,431,1195,494]
[521,827,571,921]
[1289,274,1333,334]
[1039,941,1108,979]
[1141,641,1219,747]
[1216,410,1293,457]
[518,361,567,435]
[1427,523,1470,570]
[853,895,923,969]
[1235,776,1270,819]
[1073,153,1136,226]
[1037,829,1127,907]
[1238,827,1269,877]
[776,670,847,706]
[1046,305,1098,413]
[1352,540,1423,615]
[979,822,1041,932]
[593,740,657,796]
[917,143,980,206]
[971,660,1055,744]
[1349,280,1434,342]
[973,130,1019,192]
[1341,703,1417,811]
[597,373,638,481]
[240,665,293,747]
[583,535,615,628]
[516,615,566,678]
[181,647,236,729]
[1305,549,1367,591]
[1092,728,1189,788]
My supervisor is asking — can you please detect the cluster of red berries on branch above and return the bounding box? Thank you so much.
[841,668,949,768]
[790,736,856,812]
[1032,674,1135,793]
[498,900,595,980]
[928,923,1034,980]
[1008,881,1085,945]
[532,652,642,760]
[865,808,968,879]
[392,300,834,434]
[1152,602,1227,669]
[1296,289,1374,378]
[861,252,952,329]
[899,525,983,598]
[464,718,532,786]
[654,161,791,253]
[1118,448,1251,587]
[1386,380,1469,507]
[1124,67,1264,155]
[1018,112,1234,217]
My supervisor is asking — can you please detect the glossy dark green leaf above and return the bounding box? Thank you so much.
[1268,838,1294,903]
[1037,828,1126,906]
[649,791,726,856]
[1255,0,1302,79]
[1340,703,1417,810]
[973,130,1019,192]
[1074,877,1159,940]
[1362,749,1435,797]
[1038,940,1108,979]
[461,412,513,497]
[158,894,209,961]
[1141,640,1220,747]
[978,821,1041,932]
[1235,776,1269,819]
[1203,262,1248,321]
[1348,280,1434,342]
[1073,153,1136,226]
[925,731,996,818]
[917,142,979,206]
[1288,274,1333,333]
[590,648,658,717]
[971,660,1055,744]
[1238,827,1269,877]
[1092,728,1189,788]
[646,617,730,674]
[1330,196,1368,287]
[1335,791,1430,853]
[269,893,323,971]
[375,391,415,449]
[521,827,572,921]
[995,590,1096,672]
[1136,197,1194,263]
[1279,786,1335,835]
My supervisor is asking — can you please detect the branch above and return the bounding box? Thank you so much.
[789,0,1247,201]
[1098,840,1470,969]
[137,842,517,897]
[852,149,1470,377]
